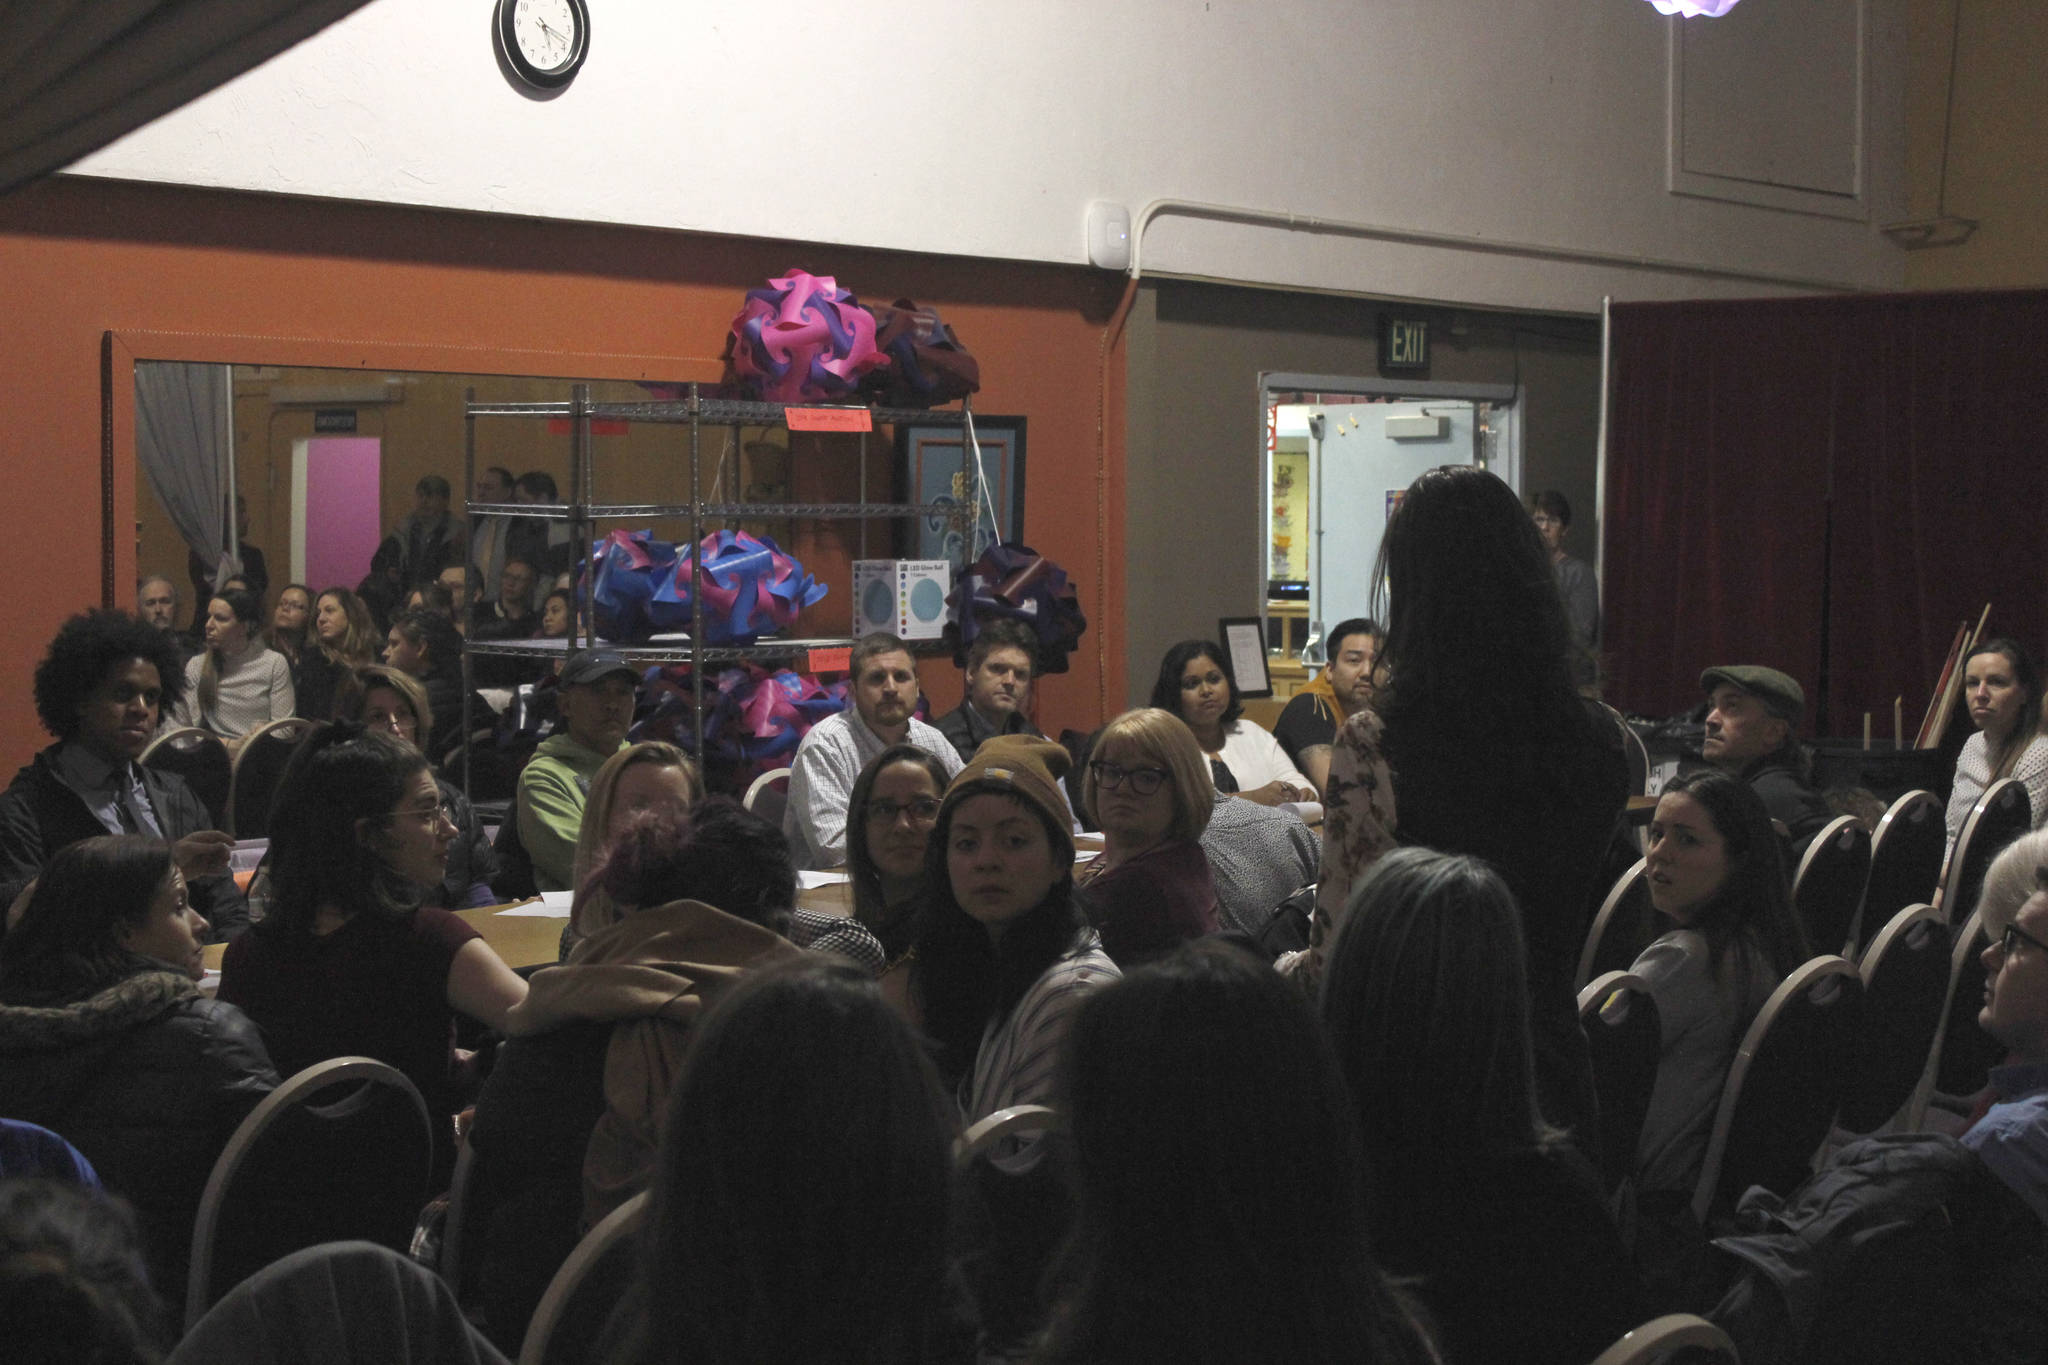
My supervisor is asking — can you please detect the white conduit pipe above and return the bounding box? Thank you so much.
[1124,197,1864,295]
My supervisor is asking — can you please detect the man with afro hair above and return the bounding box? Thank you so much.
[0,609,246,939]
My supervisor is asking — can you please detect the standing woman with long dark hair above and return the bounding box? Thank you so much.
[170,587,294,741]
[1304,464,1628,1139]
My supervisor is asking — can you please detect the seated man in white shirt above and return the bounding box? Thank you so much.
[783,632,963,869]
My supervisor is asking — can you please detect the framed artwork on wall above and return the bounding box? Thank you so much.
[1220,616,1273,699]
[895,416,1026,560]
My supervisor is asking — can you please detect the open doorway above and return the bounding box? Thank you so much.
[1261,374,1519,696]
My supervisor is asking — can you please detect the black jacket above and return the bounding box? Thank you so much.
[0,745,250,940]
[0,969,278,1293]
[1742,751,1835,854]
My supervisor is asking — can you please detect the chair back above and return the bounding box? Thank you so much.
[186,1057,434,1331]
[227,716,315,838]
[742,767,791,828]
[1577,971,1661,1192]
[140,726,232,829]
[1621,722,1650,798]
[1588,1313,1739,1365]
[1691,956,1864,1223]
[1838,904,1949,1134]
[1577,859,1659,991]
[1942,777,2031,926]
[1933,912,2001,1100]
[955,1104,1062,1171]
[1860,790,1944,940]
[518,1189,647,1365]
[1791,816,1872,956]
[169,1240,501,1365]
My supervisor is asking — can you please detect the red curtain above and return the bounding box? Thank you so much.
[1604,289,2048,740]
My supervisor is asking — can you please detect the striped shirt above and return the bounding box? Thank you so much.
[963,932,1119,1171]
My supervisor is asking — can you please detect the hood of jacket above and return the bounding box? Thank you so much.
[500,898,801,1039]
[0,969,196,1117]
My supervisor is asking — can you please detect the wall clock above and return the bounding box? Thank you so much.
[495,0,589,91]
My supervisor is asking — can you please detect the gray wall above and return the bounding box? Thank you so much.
[1123,279,1602,707]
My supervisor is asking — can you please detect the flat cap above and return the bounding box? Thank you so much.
[1700,665,1804,725]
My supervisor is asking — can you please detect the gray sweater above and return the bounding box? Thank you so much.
[173,641,295,739]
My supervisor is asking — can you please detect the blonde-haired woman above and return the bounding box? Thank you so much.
[1076,707,1222,967]
[561,742,702,956]
[294,587,380,722]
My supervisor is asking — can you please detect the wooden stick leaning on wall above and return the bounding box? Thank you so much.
[1915,621,1968,751]
[1919,603,1993,752]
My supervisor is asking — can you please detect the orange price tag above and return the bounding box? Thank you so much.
[805,647,852,674]
[785,407,873,433]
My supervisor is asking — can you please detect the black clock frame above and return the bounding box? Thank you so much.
[494,0,590,91]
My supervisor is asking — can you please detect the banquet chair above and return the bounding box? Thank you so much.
[518,1190,646,1365]
[1577,971,1660,1192]
[742,766,791,828]
[955,1104,1062,1170]
[1691,956,1863,1224]
[227,716,314,838]
[1836,904,1948,1135]
[1902,910,2001,1132]
[1791,816,1871,956]
[1576,859,1658,991]
[186,1057,434,1331]
[1940,777,2030,927]
[1588,1313,1738,1365]
[170,1240,507,1365]
[141,726,232,830]
[1858,790,1943,947]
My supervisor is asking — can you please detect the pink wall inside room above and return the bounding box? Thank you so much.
[296,437,383,595]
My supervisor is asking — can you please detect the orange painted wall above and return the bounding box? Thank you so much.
[0,177,1128,764]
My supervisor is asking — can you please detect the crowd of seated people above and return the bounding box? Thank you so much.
[6,459,2048,1364]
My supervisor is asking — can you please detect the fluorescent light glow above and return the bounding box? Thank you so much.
[1646,0,1743,14]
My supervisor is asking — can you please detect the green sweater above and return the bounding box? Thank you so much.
[516,733,623,892]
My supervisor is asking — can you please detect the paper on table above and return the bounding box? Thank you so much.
[797,870,851,888]
[495,889,576,919]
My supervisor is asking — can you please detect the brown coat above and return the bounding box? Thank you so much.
[498,898,801,1225]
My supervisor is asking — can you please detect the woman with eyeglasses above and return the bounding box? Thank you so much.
[1075,708,1223,968]
[846,744,952,966]
[218,723,529,1182]
[350,665,498,909]
[1150,639,1312,806]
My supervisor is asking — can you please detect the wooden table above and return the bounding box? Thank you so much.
[205,882,866,978]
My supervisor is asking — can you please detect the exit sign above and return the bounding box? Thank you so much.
[1379,316,1430,373]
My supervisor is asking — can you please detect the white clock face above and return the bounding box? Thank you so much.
[513,0,578,73]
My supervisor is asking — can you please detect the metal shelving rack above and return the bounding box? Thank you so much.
[460,382,976,762]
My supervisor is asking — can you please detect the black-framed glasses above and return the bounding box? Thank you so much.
[866,797,941,825]
[2002,921,2048,958]
[1089,760,1168,795]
